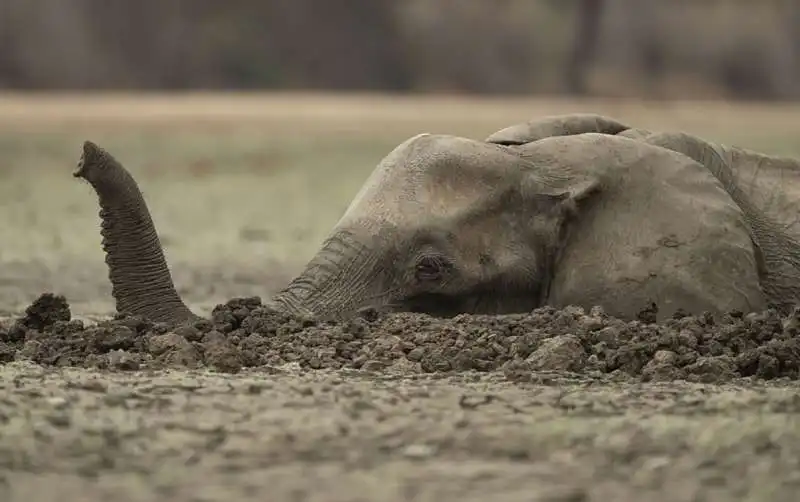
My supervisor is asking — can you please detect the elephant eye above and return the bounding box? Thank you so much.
[414,255,446,282]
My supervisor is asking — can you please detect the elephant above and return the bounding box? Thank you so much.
[73,114,800,325]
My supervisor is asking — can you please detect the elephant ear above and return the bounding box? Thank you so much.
[533,134,766,321]
[521,169,600,223]
[634,131,800,313]
[485,113,631,146]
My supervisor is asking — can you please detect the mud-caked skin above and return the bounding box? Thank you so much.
[74,114,800,324]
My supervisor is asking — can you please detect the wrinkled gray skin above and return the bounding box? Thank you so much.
[74,113,800,324]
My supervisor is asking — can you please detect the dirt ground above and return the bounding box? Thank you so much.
[1,93,800,502]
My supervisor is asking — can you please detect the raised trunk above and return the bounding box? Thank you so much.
[75,141,199,324]
[76,141,380,324]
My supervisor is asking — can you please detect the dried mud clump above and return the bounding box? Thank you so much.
[2,293,800,383]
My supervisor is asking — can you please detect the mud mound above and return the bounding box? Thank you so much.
[1,293,799,382]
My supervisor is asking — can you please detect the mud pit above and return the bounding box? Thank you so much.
[2,293,800,501]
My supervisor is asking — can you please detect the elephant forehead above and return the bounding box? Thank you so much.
[338,133,523,226]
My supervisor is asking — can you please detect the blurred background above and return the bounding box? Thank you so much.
[2,0,799,100]
[3,0,800,317]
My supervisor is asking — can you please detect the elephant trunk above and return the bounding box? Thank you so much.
[75,141,380,324]
[270,230,382,320]
[75,141,200,324]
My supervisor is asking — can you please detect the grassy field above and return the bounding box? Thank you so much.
[1,93,800,501]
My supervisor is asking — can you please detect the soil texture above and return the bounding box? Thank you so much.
[4,293,800,384]
[2,295,800,501]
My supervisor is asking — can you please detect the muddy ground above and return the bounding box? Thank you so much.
[1,293,799,502]
[1,94,800,501]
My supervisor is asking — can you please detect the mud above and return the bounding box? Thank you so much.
[3,293,800,384]
[1,362,796,502]
[2,294,800,501]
